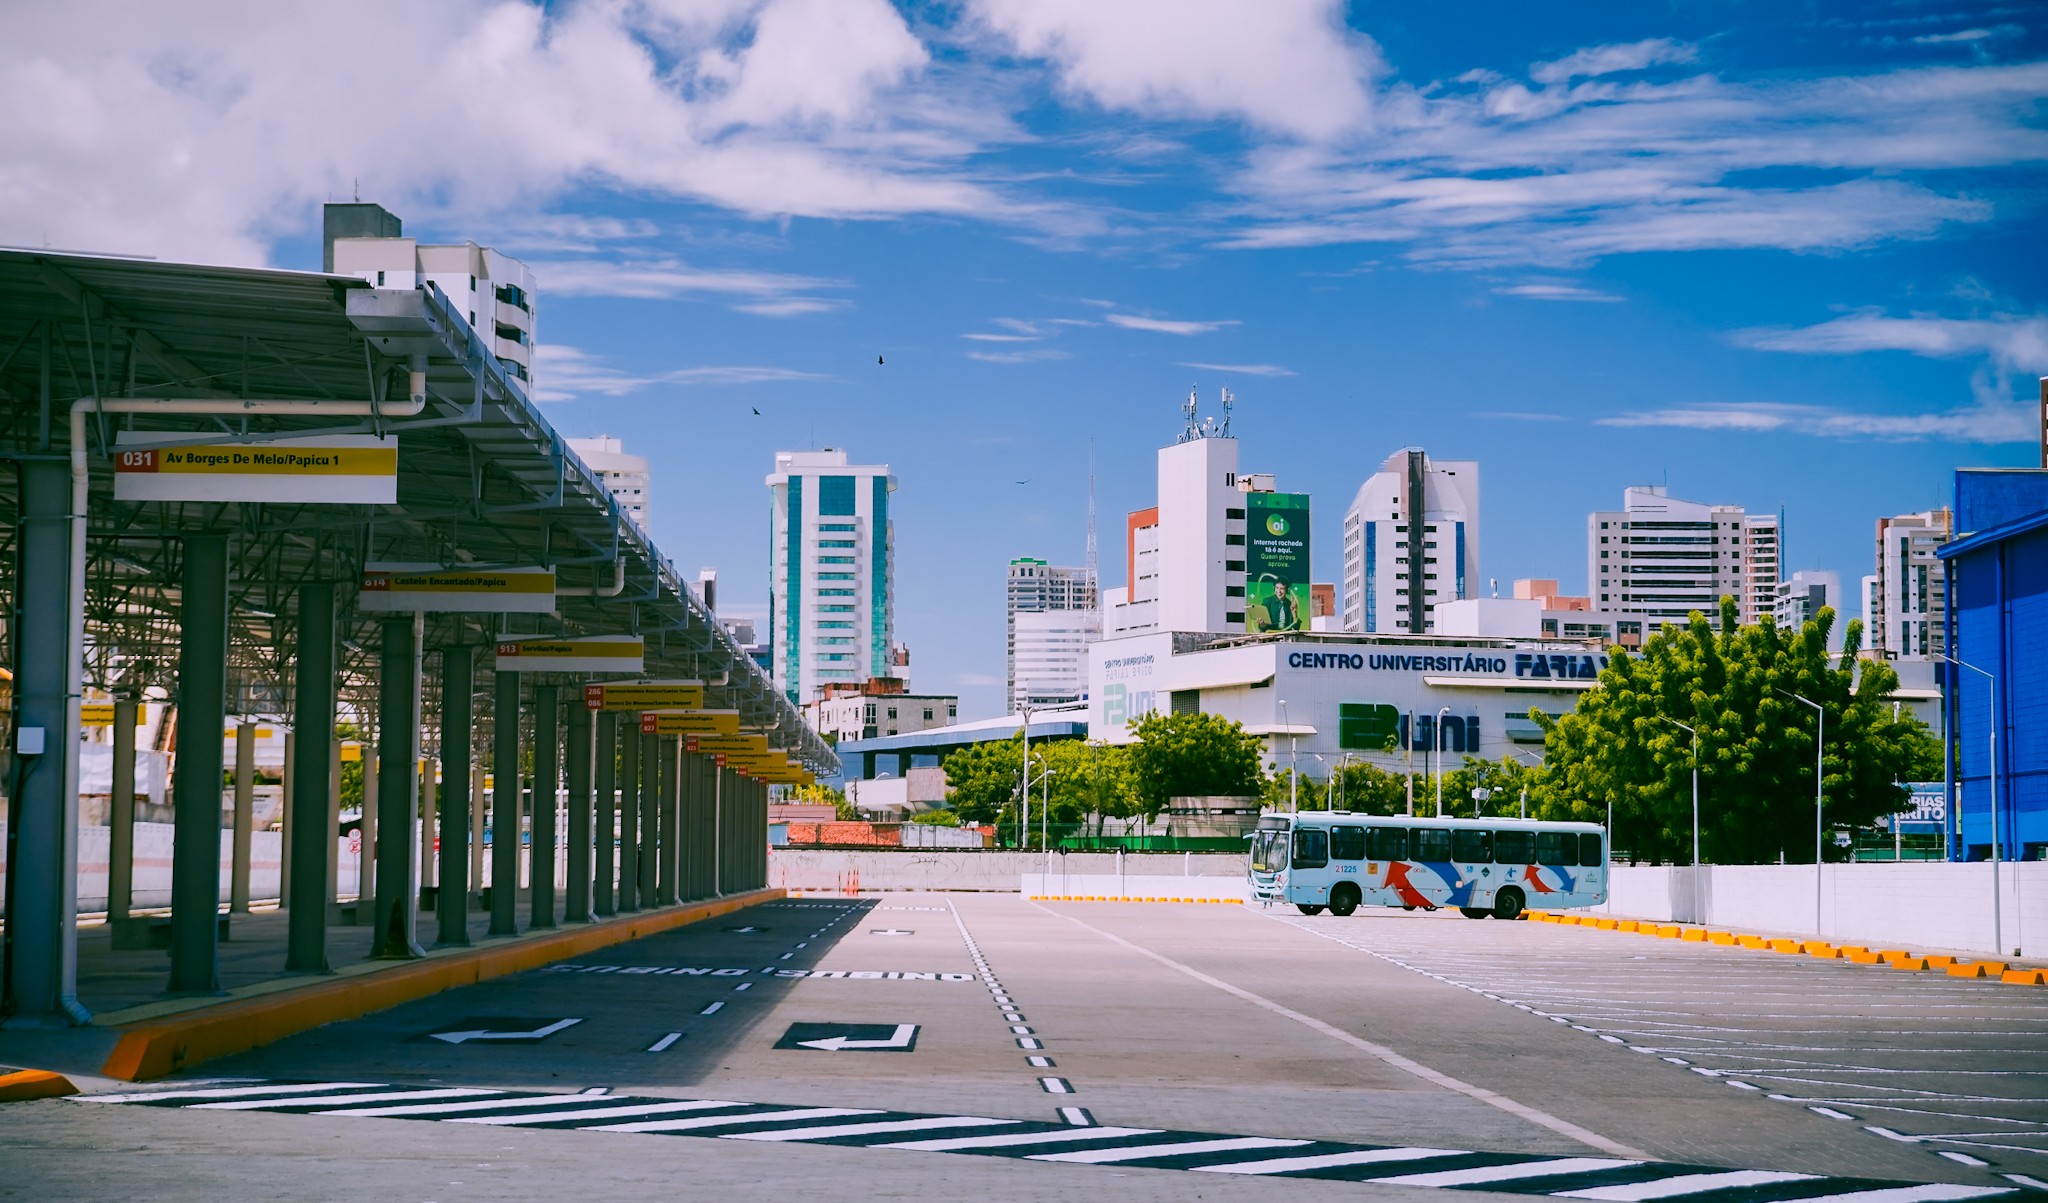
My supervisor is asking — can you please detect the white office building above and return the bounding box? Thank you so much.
[1007,558,1098,708]
[767,449,896,705]
[1342,449,1480,635]
[1870,509,1952,660]
[567,435,649,527]
[1774,569,1844,647]
[1589,486,1778,633]
[325,203,537,389]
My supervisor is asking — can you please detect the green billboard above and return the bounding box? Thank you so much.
[1245,491,1311,633]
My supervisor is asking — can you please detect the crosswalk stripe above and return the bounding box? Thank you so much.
[1558,1170,1820,1200]
[588,1107,878,1134]
[1029,1136,1309,1164]
[1767,1187,2017,1203]
[79,1082,381,1104]
[1369,1157,1642,1187]
[312,1094,641,1119]
[447,1100,748,1126]
[725,1116,1017,1142]
[189,1088,502,1111]
[1193,1146,1468,1175]
[880,1126,1162,1152]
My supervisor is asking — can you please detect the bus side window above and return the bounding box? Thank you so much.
[1367,827,1408,861]
[1451,828,1490,863]
[1493,830,1536,864]
[1412,828,1450,861]
[1330,825,1365,861]
[1580,832,1605,866]
[1535,831,1572,865]
[1293,828,1328,869]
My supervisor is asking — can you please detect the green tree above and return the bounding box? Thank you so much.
[1533,598,1938,864]
[942,734,1024,825]
[1128,711,1265,817]
[1036,740,1140,831]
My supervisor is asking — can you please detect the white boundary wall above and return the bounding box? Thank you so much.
[770,849,1243,893]
[1021,872,1246,900]
[1605,862,2048,959]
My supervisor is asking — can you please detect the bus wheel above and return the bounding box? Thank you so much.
[1459,907,1490,920]
[1295,903,1325,916]
[1492,888,1525,921]
[1328,884,1361,917]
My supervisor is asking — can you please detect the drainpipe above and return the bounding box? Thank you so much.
[556,560,626,597]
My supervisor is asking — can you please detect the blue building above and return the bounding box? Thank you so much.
[1939,467,2048,862]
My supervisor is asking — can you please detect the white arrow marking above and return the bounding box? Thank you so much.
[796,1024,916,1052]
[870,929,913,936]
[429,1018,582,1045]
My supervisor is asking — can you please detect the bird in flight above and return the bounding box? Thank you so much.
[751,407,761,415]
[877,355,885,365]
[1015,479,1030,485]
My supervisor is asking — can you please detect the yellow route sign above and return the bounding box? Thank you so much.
[82,703,147,726]
[583,680,705,711]
[361,563,556,614]
[639,710,741,735]
[495,636,645,675]
[113,433,398,504]
[687,733,769,756]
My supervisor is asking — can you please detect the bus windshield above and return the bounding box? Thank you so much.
[1250,830,1289,872]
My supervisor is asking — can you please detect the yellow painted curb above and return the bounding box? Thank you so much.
[100,888,784,1082]
[0,1069,78,1102]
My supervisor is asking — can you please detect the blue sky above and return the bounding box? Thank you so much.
[5,1,2044,717]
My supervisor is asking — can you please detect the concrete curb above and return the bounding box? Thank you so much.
[1527,911,2043,985]
[98,888,785,1082]
[0,1069,80,1102]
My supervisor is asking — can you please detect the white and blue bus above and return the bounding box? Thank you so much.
[1248,811,1607,920]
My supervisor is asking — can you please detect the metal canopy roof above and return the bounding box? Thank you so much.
[0,249,834,775]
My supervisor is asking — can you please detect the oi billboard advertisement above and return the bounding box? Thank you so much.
[1246,491,1311,633]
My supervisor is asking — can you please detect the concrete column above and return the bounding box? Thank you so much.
[1,459,87,1023]
[675,751,699,901]
[108,697,139,924]
[168,533,228,995]
[529,684,560,930]
[490,671,521,936]
[638,729,659,906]
[357,734,377,918]
[371,614,424,959]
[468,755,486,901]
[655,735,679,906]
[437,644,474,947]
[326,738,341,908]
[285,583,336,973]
[565,701,593,923]
[617,716,639,912]
[280,730,293,907]
[420,756,437,890]
[231,721,255,912]
[594,711,617,917]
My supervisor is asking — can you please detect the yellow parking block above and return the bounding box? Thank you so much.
[1708,932,1738,945]
[1845,950,1886,964]
[1890,957,1933,971]
[1737,935,1768,949]
[1948,961,2008,978]
[1680,929,1708,942]
[1769,939,1804,953]
[0,1069,77,1103]
[1804,944,1841,959]
[2000,969,2047,985]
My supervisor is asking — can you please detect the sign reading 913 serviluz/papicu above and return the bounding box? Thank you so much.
[494,636,645,674]
[113,433,397,504]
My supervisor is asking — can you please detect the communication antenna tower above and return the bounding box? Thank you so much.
[1219,387,1234,437]
[1179,385,1200,443]
[1086,441,1099,597]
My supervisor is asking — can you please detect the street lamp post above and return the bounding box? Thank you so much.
[1776,688,1825,935]
[1505,747,1542,819]
[1280,699,1299,814]
[1662,717,1701,925]
[1433,706,1451,817]
[1470,786,1493,820]
[1941,654,2001,954]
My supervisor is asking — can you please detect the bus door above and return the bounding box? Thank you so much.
[1451,827,1493,907]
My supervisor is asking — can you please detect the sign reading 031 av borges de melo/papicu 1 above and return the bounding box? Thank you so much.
[112,433,398,504]
[1246,491,1311,635]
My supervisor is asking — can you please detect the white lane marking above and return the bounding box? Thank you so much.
[1195,1146,1464,1175]
[588,1106,881,1134]
[734,983,752,992]
[880,1126,1161,1152]
[1869,1126,1922,1143]
[1030,1136,1308,1164]
[1018,1038,1043,1050]
[1779,1187,2017,1203]
[1371,1157,1640,1187]
[1059,1107,1095,1127]
[700,1002,724,1016]
[190,1087,500,1111]
[726,1116,1015,1142]
[1011,1025,1033,1035]
[1037,902,1648,1161]
[2004,1175,2048,1190]
[1039,1078,1072,1094]
[1027,1056,1054,1068]
[81,1082,381,1104]
[1557,1169,1817,1199]
[1812,1106,1856,1120]
[449,1099,745,1126]
[648,1032,683,1052]
[315,1094,636,1119]
[1938,1152,1990,1167]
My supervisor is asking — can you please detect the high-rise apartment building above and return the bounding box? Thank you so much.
[766,449,896,705]
[1007,558,1098,708]
[567,435,650,527]
[1775,569,1844,647]
[1870,509,1952,659]
[1589,486,1777,632]
[1342,449,1480,634]
[325,203,537,389]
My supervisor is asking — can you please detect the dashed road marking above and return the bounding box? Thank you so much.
[647,1033,682,1053]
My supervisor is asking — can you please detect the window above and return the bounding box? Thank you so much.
[1225,585,1244,597]
[1225,560,1245,572]
[1292,828,1328,869]
[818,572,853,581]
[818,620,852,629]
[1225,534,1245,546]
[822,604,855,613]
[1536,832,1574,865]
[818,588,854,597]
[1225,611,1244,624]
[1330,825,1365,861]
[1367,827,1408,861]
[1451,828,1490,863]
[819,540,856,549]
[820,523,855,532]
[1226,508,1246,519]
[886,708,898,719]
[1580,832,1605,865]
[1412,828,1451,862]
[923,709,934,721]
[820,556,854,564]
[1493,830,1536,863]
[375,270,385,286]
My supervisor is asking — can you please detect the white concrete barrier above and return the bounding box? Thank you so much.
[770,849,1244,893]
[1604,861,2048,959]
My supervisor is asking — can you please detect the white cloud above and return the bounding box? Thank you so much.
[535,255,842,300]
[967,0,1376,141]
[1494,282,1624,303]
[1597,396,2032,443]
[533,344,830,400]
[962,332,1042,343]
[966,348,1070,364]
[1529,39,1697,85]
[1177,361,1295,377]
[1733,312,2048,373]
[732,297,846,317]
[1107,313,1239,335]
